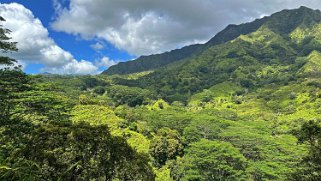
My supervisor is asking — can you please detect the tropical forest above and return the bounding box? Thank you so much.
[1,3,321,181]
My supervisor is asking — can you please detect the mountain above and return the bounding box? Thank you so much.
[108,6,321,102]
[102,17,264,75]
[102,6,321,75]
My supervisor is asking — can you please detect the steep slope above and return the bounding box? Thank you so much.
[112,6,321,102]
[206,6,321,46]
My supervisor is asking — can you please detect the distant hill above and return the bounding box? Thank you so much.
[109,6,321,102]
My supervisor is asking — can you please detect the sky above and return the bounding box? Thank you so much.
[0,0,321,74]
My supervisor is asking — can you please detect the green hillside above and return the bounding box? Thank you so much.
[112,6,321,103]
[103,6,321,76]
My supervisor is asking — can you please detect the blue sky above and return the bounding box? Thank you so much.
[1,0,133,74]
[0,0,319,74]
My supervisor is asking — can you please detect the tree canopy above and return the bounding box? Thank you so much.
[0,16,17,65]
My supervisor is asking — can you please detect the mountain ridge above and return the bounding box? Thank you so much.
[102,6,321,75]
[108,6,321,103]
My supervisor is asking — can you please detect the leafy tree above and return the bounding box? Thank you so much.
[0,16,28,123]
[16,89,71,122]
[107,85,155,107]
[0,16,17,65]
[171,139,248,181]
[1,74,71,123]
[149,127,183,166]
[0,121,155,180]
[291,120,321,180]
[0,69,30,123]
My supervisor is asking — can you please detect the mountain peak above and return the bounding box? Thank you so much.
[268,6,321,32]
[297,5,319,12]
[298,6,311,10]
[207,6,321,47]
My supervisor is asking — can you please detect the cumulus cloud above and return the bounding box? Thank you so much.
[51,0,321,56]
[95,56,118,68]
[0,3,98,74]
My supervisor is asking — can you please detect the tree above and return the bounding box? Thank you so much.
[107,85,155,107]
[0,121,155,180]
[291,120,321,180]
[16,89,71,122]
[0,16,18,65]
[0,16,25,123]
[0,69,30,123]
[149,127,183,166]
[171,140,248,181]
[182,118,229,144]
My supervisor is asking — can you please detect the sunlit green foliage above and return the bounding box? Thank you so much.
[149,127,183,166]
[3,7,321,180]
[0,69,30,122]
[107,85,156,107]
[0,121,155,180]
[171,140,248,181]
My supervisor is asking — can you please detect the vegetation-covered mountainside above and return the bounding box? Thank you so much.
[103,6,321,76]
[111,6,321,102]
[2,6,321,181]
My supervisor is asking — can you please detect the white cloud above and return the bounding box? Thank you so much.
[42,59,98,74]
[52,0,321,56]
[95,56,118,68]
[0,3,98,74]
[90,42,104,51]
